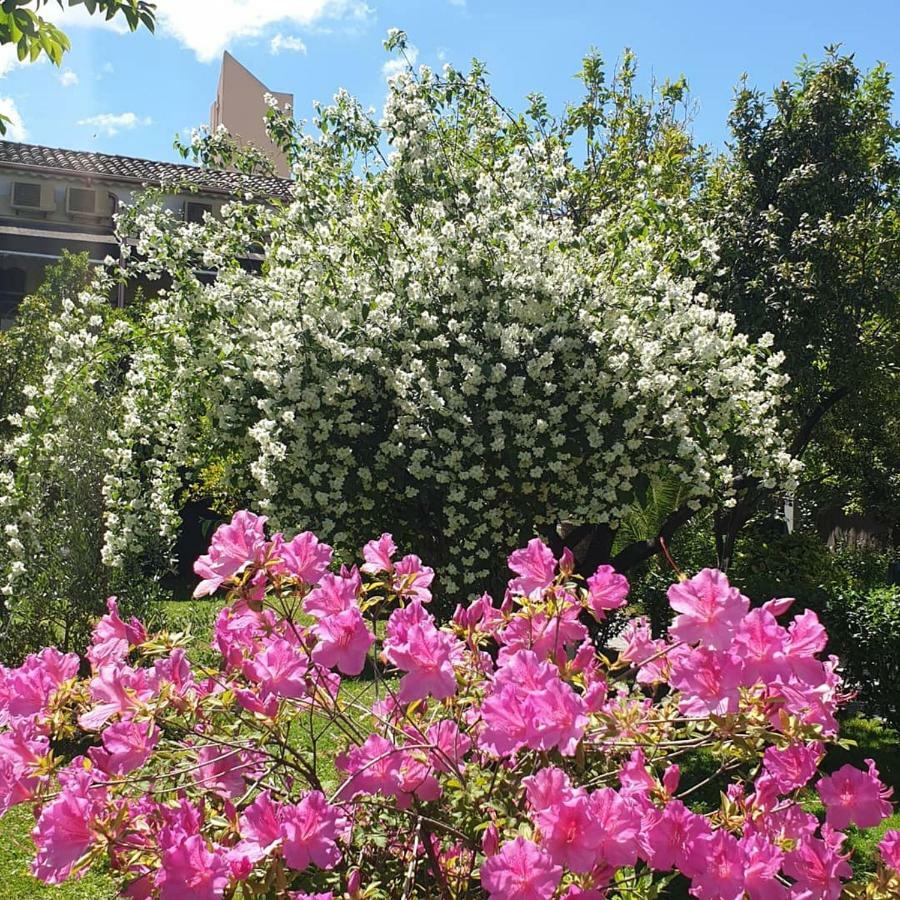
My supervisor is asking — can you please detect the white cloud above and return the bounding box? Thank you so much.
[448,0,466,6]
[0,44,49,78]
[77,112,153,136]
[152,0,370,63]
[0,96,27,141]
[0,46,17,78]
[270,33,307,55]
[383,45,418,81]
[59,68,79,87]
[43,4,130,33]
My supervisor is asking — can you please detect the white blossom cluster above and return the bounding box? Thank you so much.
[1,65,799,604]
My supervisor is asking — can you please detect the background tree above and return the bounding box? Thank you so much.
[0,254,153,661]
[0,0,156,134]
[705,48,900,567]
[0,249,91,438]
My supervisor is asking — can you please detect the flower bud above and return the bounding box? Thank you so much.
[482,823,499,857]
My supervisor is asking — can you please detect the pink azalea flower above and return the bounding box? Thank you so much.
[90,720,159,776]
[335,734,403,800]
[750,802,818,846]
[152,649,196,700]
[523,768,600,872]
[586,565,629,620]
[785,609,827,657]
[280,791,343,872]
[782,826,851,899]
[784,609,828,682]
[361,533,397,574]
[589,787,642,868]
[668,569,749,649]
[524,765,574,810]
[669,646,742,716]
[213,600,276,669]
[3,647,79,725]
[536,789,602,872]
[392,554,435,603]
[243,638,310,699]
[740,834,787,900]
[689,829,745,899]
[31,769,101,884]
[776,660,843,736]
[194,747,260,799]
[614,616,671,684]
[235,790,282,863]
[87,597,147,669]
[762,742,823,793]
[482,824,500,857]
[384,601,461,702]
[762,596,795,617]
[497,605,587,665]
[816,759,893,829]
[156,834,231,900]
[395,752,441,809]
[619,748,656,797]
[275,531,332,584]
[193,510,268,598]
[234,688,280,719]
[479,651,586,756]
[425,720,472,773]
[303,570,361,619]
[878,829,900,873]
[0,723,49,813]
[732,607,789,685]
[158,797,204,837]
[480,836,562,900]
[78,662,153,730]
[312,608,374,676]
[507,538,557,598]
[644,799,711,877]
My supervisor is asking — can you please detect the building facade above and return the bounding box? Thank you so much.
[210,51,294,178]
[0,54,292,328]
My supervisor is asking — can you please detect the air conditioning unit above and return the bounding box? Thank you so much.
[10,180,55,214]
[65,186,109,218]
[183,200,215,224]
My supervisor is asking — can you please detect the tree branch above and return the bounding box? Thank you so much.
[789,384,852,458]
[611,501,704,573]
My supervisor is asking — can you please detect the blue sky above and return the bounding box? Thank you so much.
[1,0,899,163]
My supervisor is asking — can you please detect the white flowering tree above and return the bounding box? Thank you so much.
[1,41,797,614]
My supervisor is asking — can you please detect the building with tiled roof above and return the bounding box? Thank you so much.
[0,53,292,328]
[0,140,293,200]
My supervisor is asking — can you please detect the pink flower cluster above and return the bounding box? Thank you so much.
[0,510,897,898]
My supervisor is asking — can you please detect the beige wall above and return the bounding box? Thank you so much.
[210,52,293,178]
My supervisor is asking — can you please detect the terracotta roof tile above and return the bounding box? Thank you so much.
[0,140,292,200]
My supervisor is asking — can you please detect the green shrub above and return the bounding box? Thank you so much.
[819,585,900,720]
[731,526,899,720]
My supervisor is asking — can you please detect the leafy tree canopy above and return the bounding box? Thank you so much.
[704,48,900,559]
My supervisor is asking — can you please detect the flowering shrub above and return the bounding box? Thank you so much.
[2,510,899,898]
[0,50,797,611]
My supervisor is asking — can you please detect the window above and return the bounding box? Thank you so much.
[0,266,26,330]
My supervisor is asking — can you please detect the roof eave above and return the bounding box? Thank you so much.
[0,158,289,201]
